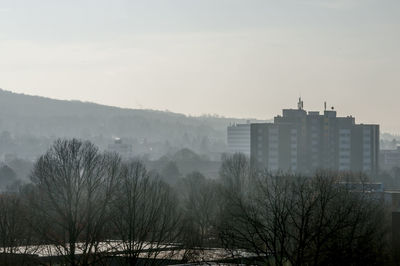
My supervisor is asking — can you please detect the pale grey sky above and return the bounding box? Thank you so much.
[0,0,399,132]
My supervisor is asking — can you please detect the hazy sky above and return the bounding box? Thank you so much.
[0,0,399,132]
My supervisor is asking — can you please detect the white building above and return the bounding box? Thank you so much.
[227,123,251,157]
[107,138,133,159]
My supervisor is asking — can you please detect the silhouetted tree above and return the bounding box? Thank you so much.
[178,172,221,261]
[160,161,181,185]
[6,158,34,183]
[219,153,253,195]
[218,155,391,265]
[110,160,181,266]
[28,139,120,266]
[0,192,38,265]
[0,165,17,190]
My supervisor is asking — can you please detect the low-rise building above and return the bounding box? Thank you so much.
[380,147,400,170]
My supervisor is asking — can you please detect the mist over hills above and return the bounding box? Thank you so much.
[0,89,264,160]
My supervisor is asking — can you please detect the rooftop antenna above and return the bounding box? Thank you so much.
[298,97,304,110]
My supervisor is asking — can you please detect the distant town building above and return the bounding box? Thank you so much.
[380,147,400,170]
[229,99,380,175]
[227,122,251,157]
[107,138,133,158]
[338,182,384,193]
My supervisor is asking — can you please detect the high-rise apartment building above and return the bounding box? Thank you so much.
[249,99,379,175]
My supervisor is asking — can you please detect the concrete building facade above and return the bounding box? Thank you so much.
[249,99,379,175]
[227,123,251,157]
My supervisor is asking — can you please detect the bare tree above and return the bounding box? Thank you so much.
[218,158,391,266]
[177,172,221,262]
[110,160,181,266]
[219,153,254,196]
[28,139,120,266]
[0,192,39,265]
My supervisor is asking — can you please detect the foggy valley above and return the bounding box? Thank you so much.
[1,1,400,265]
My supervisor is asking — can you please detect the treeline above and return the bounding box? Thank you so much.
[0,139,395,265]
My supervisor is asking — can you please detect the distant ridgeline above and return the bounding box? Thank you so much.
[0,89,264,160]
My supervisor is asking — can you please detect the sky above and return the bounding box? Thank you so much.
[0,0,399,132]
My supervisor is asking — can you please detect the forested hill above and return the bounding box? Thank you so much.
[0,89,265,159]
